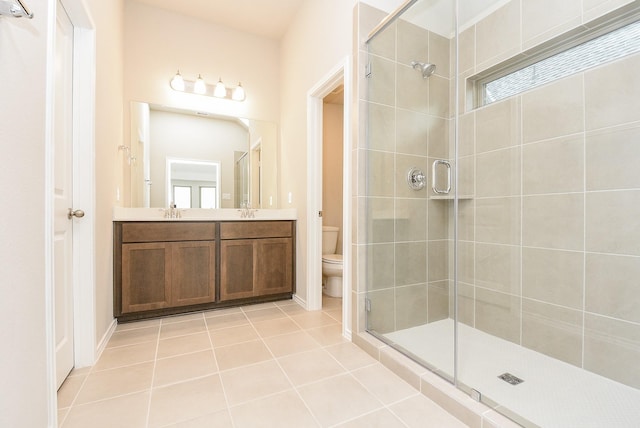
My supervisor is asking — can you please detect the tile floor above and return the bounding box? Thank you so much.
[57,297,467,427]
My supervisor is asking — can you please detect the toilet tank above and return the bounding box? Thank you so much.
[322,226,339,255]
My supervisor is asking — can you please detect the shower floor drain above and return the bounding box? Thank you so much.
[498,372,524,385]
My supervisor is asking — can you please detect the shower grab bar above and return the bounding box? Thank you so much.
[432,160,451,194]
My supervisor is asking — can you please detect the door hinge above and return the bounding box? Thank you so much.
[318,211,323,217]
[365,62,372,78]
[365,298,371,312]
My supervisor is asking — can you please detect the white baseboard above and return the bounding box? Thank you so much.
[95,318,117,361]
[292,293,308,309]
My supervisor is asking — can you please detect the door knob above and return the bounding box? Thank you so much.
[68,208,85,219]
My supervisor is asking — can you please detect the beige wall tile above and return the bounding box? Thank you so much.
[585,54,640,131]
[397,198,427,242]
[366,102,396,152]
[428,199,449,241]
[522,299,583,366]
[586,124,640,191]
[475,197,521,245]
[396,242,427,286]
[457,241,475,285]
[363,197,395,243]
[397,63,429,113]
[368,21,395,60]
[523,194,584,250]
[428,240,449,282]
[586,190,640,256]
[476,147,521,198]
[521,0,581,43]
[429,32,451,78]
[428,116,451,158]
[457,283,475,327]
[522,75,584,143]
[523,135,584,195]
[368,288,396,333]
[367,55,396,106]
[457,155,476,198]
[396,284,428,329]
[476,98,520,153]
[475,1,521,67]
[365,150,395,197]
[522,247,583,309]
[586,253,640,323]
[458,200,475,242]
[458,112,475,157]
[429,75,450,118]
[475,243,521,295]
[584,314,640,389]
[475,288,521,343]
[428,281,450,322]
[397,109,429,156]
[367,243,395,290]
[458,27,475,75]
[397,19,429,66]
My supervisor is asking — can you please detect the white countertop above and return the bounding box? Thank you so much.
[113,207,297,221]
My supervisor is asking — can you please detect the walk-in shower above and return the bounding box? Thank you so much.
[361,0,640,426]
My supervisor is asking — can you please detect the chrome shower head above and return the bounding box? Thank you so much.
[411,61,436,78]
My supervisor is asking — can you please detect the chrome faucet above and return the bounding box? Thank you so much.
[163,202,181,219]
[238,202,257,219]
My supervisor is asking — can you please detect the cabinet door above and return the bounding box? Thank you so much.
[255,238,293,296]
[171,241,216,307]
[220,239,255,301]
[121,242,171,313]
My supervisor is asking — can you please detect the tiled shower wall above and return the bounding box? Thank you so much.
[457,0,640,389]
[355,0,640,391]
[358,4,453,335]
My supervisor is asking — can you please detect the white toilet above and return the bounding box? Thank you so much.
[322,226,343,297]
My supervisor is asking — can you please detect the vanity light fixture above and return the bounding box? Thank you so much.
[169,70,246,102]
[214,78,226,98]
[232,82,246,101]
[193,74,206,95]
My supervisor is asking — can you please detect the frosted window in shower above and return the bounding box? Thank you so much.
[481,19,640,105]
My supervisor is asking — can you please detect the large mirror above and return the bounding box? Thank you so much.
[128,101,278,209]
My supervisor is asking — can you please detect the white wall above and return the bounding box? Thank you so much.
[279,0,357,304]
[123,0,280,124]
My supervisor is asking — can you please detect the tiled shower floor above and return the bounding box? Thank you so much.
[386,319,640,428]
[57,298,467,428]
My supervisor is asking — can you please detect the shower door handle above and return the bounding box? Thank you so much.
[432,160,451,194]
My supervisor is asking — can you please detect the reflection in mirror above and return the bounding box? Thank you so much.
[167,159,221,208]
[128,101,278,209]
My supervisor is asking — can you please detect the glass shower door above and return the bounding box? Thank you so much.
[363,0,457,382]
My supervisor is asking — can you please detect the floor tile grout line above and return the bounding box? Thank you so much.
[203,311,236,428]
[144,318,163,428]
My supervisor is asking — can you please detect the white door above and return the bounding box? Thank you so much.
[54,1,76,389]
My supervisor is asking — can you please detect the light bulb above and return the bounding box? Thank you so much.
[194,74,207,95]
[232,82,246,101]
[214,78,226,98]
[170,70,185,91]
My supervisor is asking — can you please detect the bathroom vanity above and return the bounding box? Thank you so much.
[113,209,296,322]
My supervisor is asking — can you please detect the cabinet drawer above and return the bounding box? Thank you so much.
[122,222,216,243]
[220,221,292,239]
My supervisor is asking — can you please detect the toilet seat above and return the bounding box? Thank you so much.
[322,254,342,264]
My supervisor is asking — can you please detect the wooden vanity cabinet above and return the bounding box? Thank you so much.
[114,222,216,318]
[114,220,295,321]
[220,221,294,301]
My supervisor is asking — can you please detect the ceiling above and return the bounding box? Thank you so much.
[131,0,306,40]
